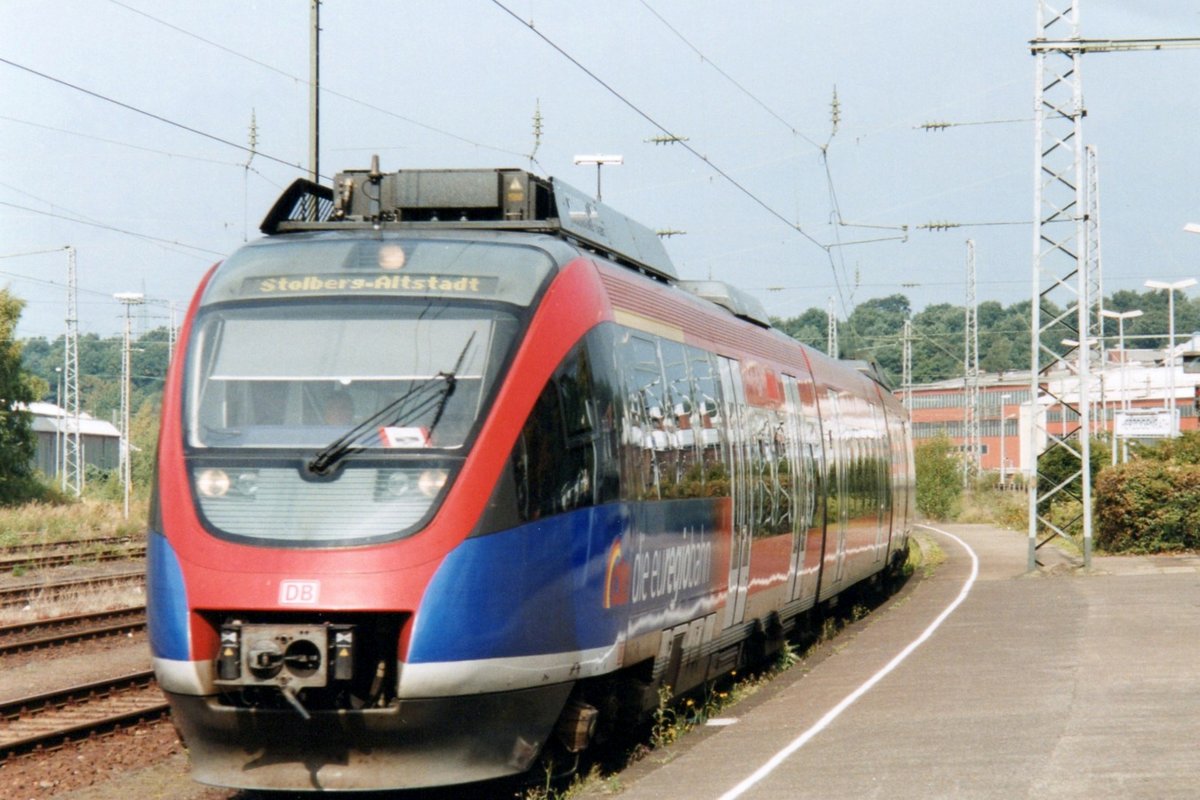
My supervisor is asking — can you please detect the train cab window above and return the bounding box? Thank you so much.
[187,304,518,452]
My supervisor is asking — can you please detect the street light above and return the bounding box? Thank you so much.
[54,366,63,487]
[573,154,622,201]
[1144,278,1196,434]
[114,292,144,519]
[1102,308,1143,463]
[999,393,1011,486]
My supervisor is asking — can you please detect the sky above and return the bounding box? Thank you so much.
[2,1,1199,341]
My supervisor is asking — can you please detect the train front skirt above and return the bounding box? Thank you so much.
[165,682,573,791]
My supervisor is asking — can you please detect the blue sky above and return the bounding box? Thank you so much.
[2,1,1198,339]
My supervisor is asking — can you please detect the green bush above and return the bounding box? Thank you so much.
[1137,430,1200,465]
[915,434,962,520]
[1095,460,1200,552]
[1037,437,1110,504]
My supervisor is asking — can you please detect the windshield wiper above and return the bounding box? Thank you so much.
[306,334,474,476]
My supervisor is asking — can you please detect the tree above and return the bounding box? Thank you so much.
[843,294,910,378]
[772,307,830,354]
[914,434,962,520]
[0,290,39,503]
[130,396,160,495]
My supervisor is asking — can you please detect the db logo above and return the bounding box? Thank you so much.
[279,580,320,605]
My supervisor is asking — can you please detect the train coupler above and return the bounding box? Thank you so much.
[213,621,356,691]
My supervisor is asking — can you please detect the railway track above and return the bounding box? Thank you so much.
[0,543,146,573]
[0,570,145,609]
[0,535,139,555]
[0,671,169,760]
[0,606,146,657]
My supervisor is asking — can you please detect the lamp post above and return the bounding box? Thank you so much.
[572,154,623,201]
[1144,278,1196,435]
[114,292,144,519]
[999,393,1011,486]
[1101,308,1143,463]
[54,366,63,486]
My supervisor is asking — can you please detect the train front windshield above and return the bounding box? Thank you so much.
[183,301,519,546]
[188,305,514,451]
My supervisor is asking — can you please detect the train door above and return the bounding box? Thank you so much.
[824,389,848,588]
[783,376,811,602]
[718,356,750,629]
[873,403,890,563]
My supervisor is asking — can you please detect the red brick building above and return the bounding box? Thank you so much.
[903,344,1200,479]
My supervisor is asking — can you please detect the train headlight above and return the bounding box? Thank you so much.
[196,468,231,498]
[196,468,258,498]
[233,471,259,496]
[418,469,448,497]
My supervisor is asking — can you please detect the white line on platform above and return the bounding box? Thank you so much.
[716,525,979,800]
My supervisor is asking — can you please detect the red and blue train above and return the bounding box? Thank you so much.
[148,165,914,792]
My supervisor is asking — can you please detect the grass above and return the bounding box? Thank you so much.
[0,498,147,546]
[0,582,145,625]
[911,532,945,578]
[956,486,1027,529]
[0,498,147,624]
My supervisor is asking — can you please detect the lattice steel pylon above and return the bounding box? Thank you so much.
[61,247,82,497]
[1084,144,1105,437]
[1030,0,1092,570]
[1029,2,1200,571]
[964,240,980,487]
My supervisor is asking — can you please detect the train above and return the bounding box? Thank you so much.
[147,163,914,792]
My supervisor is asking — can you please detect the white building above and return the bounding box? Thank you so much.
[27,402,121,477]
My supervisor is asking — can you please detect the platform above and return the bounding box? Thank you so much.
[599,523,1200,800]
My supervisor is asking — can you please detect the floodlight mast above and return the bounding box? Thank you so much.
[114,292,145,520]
[1144,278,1197,434]
[573,154,623,201]
[1101,307,1143,465]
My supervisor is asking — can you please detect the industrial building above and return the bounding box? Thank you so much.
[905,336,1200,481]
[26,401,121,479]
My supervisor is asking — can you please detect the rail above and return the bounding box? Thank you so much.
[0,671,168,760]
[0,607,146,657]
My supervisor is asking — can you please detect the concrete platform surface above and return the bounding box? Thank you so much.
[599,524,1200,800]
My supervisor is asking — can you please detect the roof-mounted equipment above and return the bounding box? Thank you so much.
[677,280,771,328]
[260,162,677,281]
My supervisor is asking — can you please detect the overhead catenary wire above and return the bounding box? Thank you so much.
[0,56,315,178]
[103,0,528,161]
[489,1,827,253]
[0,114,246,167]
[489,0,869,335]
[0,200,225,259]
[501,2,923,342]
[637,0,824,151]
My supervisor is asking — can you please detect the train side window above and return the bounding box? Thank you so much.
[658,340,689,497]
[611,332,735,501]
[512,344,596,522]
[689,348,729,498]
[624,334,667,500]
